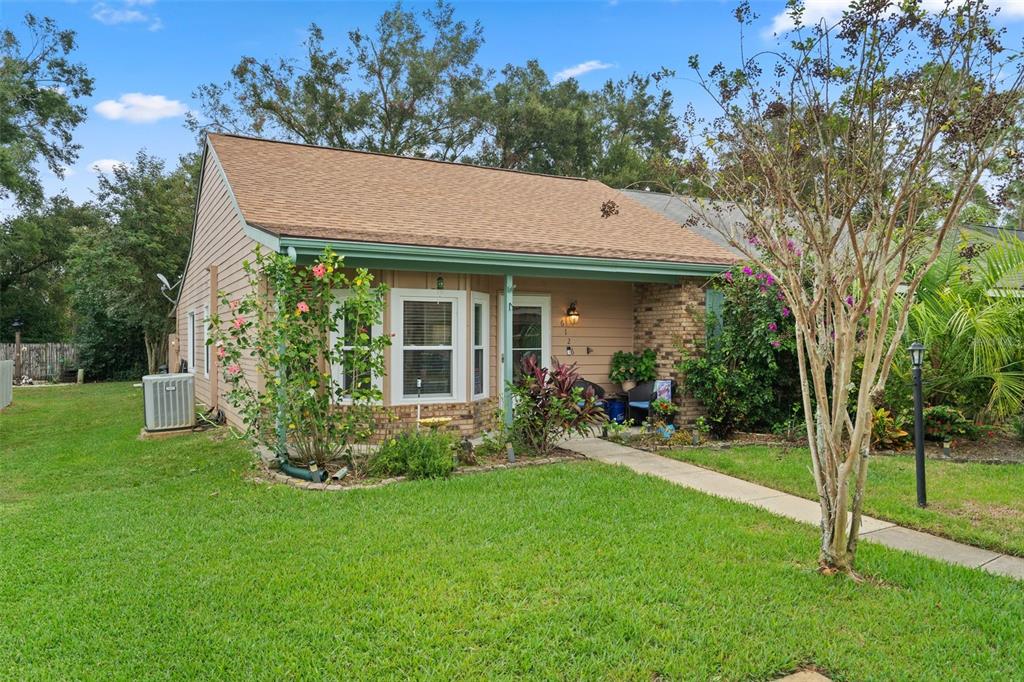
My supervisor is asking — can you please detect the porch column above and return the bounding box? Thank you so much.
[503,274,514,429]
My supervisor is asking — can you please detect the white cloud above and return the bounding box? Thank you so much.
[91,1,163,31]
[767,0,1024,35]
[89,159,125,174]
[553,60,614,83]
[95,93,187,123]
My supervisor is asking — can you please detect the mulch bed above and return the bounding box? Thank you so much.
[255,447,585,492]
[612,430,1024,464]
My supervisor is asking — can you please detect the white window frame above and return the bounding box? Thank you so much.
[498,293,551,379]
[471,292,489,400]
[329,289,385,403]
[390,288,466,405]
[186,310,196,373]
[203,304,211,378]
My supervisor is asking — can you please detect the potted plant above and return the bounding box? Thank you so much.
[609,349,657,392]
[650,397,679,439]
[609,351,637,391]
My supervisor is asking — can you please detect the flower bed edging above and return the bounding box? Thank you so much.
[256,452,585,492]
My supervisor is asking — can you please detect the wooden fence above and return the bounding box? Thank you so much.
[0,343,79,383]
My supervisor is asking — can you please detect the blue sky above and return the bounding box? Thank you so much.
[7,0,1024,210]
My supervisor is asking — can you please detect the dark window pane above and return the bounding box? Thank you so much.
[512,306,542,348]
[404,301,452,346]
[473,303,483,347]
[341,309,373,346]
[340,351,372,392]
[473,348,484,394]
[403,349,452,396]
[512,349,540,377]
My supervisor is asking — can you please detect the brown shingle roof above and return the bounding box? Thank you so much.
[208,133,738,266]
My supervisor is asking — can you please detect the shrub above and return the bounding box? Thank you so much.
[871,407,911,450]
[1012,415,1024,442]
[609,349,657,384]
[511,356,604,455]
[369,430,456,479]
[923,405,978,442]
[678,263,801,437]
[209,246,389,469]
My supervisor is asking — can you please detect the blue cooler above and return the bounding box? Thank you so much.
[606,397,626,424]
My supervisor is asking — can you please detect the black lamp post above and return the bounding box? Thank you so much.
[909,340,927,508]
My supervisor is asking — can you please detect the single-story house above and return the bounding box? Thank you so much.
[170,133,738,436]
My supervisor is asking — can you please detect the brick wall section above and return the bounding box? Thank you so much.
[379,397,500,439]
[632,277,707,426]
[340,397,500,442]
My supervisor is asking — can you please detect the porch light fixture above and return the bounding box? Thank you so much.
[565,301,580,326]
[435,276,445,290]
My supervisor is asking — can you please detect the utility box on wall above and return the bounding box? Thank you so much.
[142,373,195,432]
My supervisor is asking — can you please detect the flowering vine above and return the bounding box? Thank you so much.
[208,246,390,469]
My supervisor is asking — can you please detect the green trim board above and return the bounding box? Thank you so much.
[244,225,728,282]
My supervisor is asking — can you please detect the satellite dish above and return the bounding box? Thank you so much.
[156,272,182,303]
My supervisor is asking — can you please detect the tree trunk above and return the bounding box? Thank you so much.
[143,331,167,375]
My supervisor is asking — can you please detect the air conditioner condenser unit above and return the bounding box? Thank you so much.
[142,373,196,432]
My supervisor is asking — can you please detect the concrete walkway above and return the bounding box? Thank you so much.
[563,438,1024,581]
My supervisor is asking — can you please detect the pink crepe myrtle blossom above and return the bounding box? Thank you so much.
[296,301,310,314]
[845,295,854,306]
[233,316,244,329]
[764,274,775,286]
[777,291,785,301]
[771,340,781,348]
[227,363,241,375]
[311,263,326,279]
[723,271,734,283]
[768,322,778,332]
[742,266,754,276]
[782,306,791,318]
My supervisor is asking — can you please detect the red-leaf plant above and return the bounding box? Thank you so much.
[510,355,605,456]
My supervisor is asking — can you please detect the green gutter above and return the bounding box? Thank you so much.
[243,226,728,282]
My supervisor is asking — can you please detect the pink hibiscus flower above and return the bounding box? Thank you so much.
[233,316,244,329]
[312,263,326,279]
[227,363,241,375]
[296,301,310,314]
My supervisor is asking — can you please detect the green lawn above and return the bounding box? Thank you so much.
[1,384,1022,680]
[665,444,1024,557]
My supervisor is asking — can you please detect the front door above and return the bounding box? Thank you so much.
[498,294,551,384]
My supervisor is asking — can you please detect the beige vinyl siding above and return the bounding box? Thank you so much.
[175,150,258,427]
[386,272,633,397]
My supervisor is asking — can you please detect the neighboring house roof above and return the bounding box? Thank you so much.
[619,189,748,259]
[207,133,737,266]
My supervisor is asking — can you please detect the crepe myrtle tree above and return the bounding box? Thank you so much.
[675,0,1022,573]
[209,247,390,470]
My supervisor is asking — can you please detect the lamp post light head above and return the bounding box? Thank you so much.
[909,341,925,369]
[11,318,23,330]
